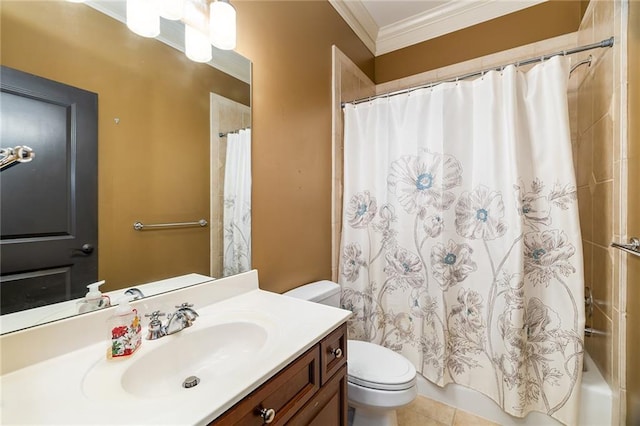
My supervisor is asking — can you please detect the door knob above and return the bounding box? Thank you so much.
[72,243,94,256]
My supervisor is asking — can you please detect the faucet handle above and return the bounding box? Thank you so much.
[175,303,194,309]
[145,311,166,340]
[145,310,166,320]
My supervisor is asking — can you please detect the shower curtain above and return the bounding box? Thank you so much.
[223,129,251,276]
[339,56,584,425]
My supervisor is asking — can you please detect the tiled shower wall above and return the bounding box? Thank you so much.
[573,0,625,422]
[331,47,375,281]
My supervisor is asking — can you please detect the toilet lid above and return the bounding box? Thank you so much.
[347,340,416,391]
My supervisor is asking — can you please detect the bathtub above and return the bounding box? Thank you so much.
[416,352,612,425]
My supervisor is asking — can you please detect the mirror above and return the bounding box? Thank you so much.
[0,1,251,333]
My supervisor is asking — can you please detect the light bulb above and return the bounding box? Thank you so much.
[209,0,236,50]
[185,25,212,63]
[126,0,160,38]
[159,0,184,21]
[183,0,209,34]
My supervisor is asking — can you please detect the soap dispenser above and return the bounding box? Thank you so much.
[107,297,142,359]
[77,280,110,314]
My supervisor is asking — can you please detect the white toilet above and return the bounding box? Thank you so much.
[284,280,417,426]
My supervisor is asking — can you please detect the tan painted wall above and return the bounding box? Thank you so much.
[626,0,640,423]
[233,0,374,293]
[1,1,249,292]
[374,1,585,83]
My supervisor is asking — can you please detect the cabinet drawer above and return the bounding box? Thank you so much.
[319,323,347,385]
[211,345,320,425]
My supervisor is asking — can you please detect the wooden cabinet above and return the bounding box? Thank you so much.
[288,365,347,426]
[212,323,347,425]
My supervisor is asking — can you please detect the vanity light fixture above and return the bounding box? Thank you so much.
[67,0,236,60]
[183,0,212,63]
[185,24,213,63]
[159,0,185,21]
[126,0,160,38]
[123,0,237,63]
[209,0,236,50]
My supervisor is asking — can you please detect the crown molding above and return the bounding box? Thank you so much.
[376,0,546,55]
[328,0,377,54]
[329,0,547,57]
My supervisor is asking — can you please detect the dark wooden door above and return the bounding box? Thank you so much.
[0,66,98,314]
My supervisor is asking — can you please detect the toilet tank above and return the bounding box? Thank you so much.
[283,280,341,308]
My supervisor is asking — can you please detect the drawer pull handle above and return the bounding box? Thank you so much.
[331,347,343,358]
[260,408,276,424]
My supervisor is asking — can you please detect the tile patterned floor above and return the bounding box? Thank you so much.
[397,395,500,426]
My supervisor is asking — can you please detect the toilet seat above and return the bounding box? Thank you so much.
[347,340,417,391]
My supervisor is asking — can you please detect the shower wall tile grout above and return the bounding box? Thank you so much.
[576,0,626,423]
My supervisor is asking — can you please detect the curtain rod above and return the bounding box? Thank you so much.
[342,36,614,108]
[219,127,250,138]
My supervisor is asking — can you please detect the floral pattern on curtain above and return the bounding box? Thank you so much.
[223,129,251,276]
[339,57,584,425]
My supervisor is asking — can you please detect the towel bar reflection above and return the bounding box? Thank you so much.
[611,237,640,257]
[133,219,208,231]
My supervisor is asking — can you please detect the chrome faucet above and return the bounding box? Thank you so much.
[175,303,199,326]
[124,288,145,300]
[164,311,188,335]
[145,303,198,339]
[145,311,167,340]
[164,303,199,335]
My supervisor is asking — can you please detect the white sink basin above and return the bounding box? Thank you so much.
[123,322,268,397]
[83,319,271,400]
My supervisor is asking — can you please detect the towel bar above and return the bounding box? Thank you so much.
[611,237,640,257]
[133,219,208,231]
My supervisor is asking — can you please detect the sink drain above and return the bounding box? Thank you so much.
[183,376,200,389]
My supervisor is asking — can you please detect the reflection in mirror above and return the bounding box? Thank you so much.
[0,1,251,334]
[0,273,212,334]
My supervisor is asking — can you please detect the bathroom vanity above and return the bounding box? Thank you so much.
[213,323,347,425]
[0,271,351,425]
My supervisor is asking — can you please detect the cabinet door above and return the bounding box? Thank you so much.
[319,323,347,385]
[287,365,347,426]
[212,346,320,425]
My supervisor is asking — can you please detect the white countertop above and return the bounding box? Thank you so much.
[0,274,350,425]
